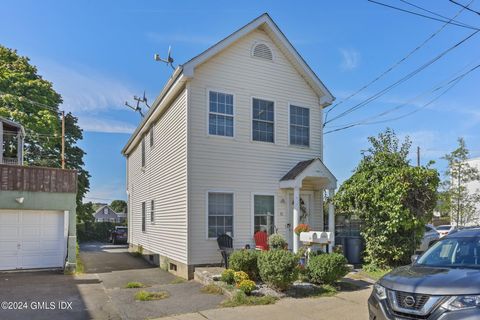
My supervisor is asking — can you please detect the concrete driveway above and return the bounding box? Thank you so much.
[0,242,224,320]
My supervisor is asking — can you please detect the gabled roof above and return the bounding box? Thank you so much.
[182,13,334,105]
[280,159,317,181]
[280,158,337,189]
[93,205,119,219]
[122,13,334,155]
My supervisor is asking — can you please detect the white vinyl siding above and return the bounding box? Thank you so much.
[289,105,310,147]
[208,91,234,137]
[127,88,188,264]
[188,29,324,265]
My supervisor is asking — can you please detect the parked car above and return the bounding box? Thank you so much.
[436,225,455,238]
[417,224,440,253]
[110,226,128,244]
[369,227,480,320]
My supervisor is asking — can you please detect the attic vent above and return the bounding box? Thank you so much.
[252,43,273,61]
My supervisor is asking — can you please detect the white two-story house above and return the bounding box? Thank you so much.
[122,13,337,279]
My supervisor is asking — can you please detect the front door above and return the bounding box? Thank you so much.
[286,193,311,250]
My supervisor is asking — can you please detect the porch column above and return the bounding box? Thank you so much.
[17,131,23,165]
[293,186,300,253]
[328,188,335,253]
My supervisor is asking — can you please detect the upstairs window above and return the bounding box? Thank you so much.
[252,98,274,143]
[290,105,310,147]
[141,137,146,167]
[209,91,234,137]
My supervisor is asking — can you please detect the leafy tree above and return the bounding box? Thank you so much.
[440,138,480,226]
[0,45,91,221]
[334,128,439,269]
[78,201,95,223]
[110,200,127,213]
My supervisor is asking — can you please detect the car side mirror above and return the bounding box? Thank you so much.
[411,254,419,264]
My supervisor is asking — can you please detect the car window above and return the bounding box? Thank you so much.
[436,226,451,231]
[417,237,480,268]
[425,226,432,232]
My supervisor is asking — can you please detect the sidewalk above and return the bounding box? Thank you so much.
[155,284,372,320]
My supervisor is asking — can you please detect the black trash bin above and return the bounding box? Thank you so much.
[345,236,364,265]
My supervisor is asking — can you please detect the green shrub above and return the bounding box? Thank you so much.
[125,282,146,288]
[268,234,287,250]
[221,291,277,307]
[258,250,298,291]
[134,290,169,301]
[229,250,259,280]
[233,271,249,285]
[307,253,349,285]
[220,269,235,285]
[238,279,256,295]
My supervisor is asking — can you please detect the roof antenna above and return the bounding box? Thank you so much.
[154,46,175,70]
[125,91,151,118]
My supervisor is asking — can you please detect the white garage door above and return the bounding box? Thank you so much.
[0,210,67,271]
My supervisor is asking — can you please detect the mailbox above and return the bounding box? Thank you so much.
[299,231,333,244]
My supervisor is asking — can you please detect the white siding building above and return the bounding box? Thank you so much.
[122,13,337,279]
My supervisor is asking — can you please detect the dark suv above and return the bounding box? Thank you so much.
[110,226,128,245]
[369,228,480,319]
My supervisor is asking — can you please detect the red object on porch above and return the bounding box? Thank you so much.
[254,231,269,250]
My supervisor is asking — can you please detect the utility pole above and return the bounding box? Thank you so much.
[61,111,65,169]
[457,162,461,227]
[417,146,420,167]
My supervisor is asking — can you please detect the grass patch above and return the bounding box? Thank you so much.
[359,268,391,281]
[170,277,186,284]
[134,290,169,301]
[75,243,84,274]
[125,282,147,288]
[222,292,278,308]
[200,284,224,295]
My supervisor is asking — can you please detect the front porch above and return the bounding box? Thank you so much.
[278,158,337,253]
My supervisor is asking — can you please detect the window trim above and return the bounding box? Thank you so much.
[288,103,311,148]
[141,201,146,232]
[206,88,236,139]
[149,125,154,148]
[251,192,277,238]
[205,190,235,240]
[250,96,276,144]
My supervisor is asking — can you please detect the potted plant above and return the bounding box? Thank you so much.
[294,223,311,236]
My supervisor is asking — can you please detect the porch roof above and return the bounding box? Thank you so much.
[279,158,336,189]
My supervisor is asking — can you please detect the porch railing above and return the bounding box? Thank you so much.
[2,157,20,165]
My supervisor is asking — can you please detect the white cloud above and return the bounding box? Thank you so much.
[37,60,136,113]
[339,48,360,71]
[78,116,136,134]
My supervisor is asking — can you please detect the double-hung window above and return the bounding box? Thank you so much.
[209,91,234,137]
[254,195,275,235]
[252,98,274,143]
[141,202,146,232]
[289,105,310,147]
[150,200,154,223]
[208,192,233,238]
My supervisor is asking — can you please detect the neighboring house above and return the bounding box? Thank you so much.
[94,205,125,223]
[0,116,25,165]
[0,119,77,272]
[122,13,337,279]
[462,157,480,226]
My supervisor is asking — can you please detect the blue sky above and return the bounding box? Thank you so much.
[2,1,480,203]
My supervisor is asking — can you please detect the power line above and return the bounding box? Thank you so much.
[368,0,480,31]
[324,62,480,134]
[324,1,473,124]
[450,0,480,16]
[324,29,479,125]
[400,0,477,28]
[0,90,61,114]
